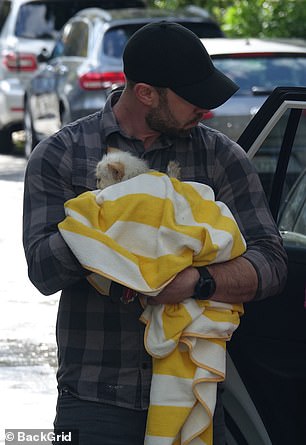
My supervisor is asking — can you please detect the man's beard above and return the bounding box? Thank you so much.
[146,110,191,137]
[145,93,195,137]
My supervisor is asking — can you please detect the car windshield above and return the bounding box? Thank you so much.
[103,22,223,58]
[212,56,306,95]
[14,0,112,39]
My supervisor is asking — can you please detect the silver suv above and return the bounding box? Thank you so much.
[0,0,146,153]
[24,6,224,157]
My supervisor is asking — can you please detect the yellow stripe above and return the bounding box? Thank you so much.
[161,303,193,341]
[137,250,192,289]
[171,179,246,258]
[64,191,102,230]
[146,405,192,437]
[153,348,196,379]
[199,422,213,445]
[203,308,242,325]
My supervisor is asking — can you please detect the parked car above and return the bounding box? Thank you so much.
[223,87,306,444]
[196,38,306,198]
[278,167,306,246]
[23,6,224,158]
[0,0,147,154]
[200,37,306,142]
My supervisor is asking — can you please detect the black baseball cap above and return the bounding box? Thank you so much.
[123,21,239,109]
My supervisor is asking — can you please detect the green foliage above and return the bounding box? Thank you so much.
[223,0,306,38]
[147,0,306,39]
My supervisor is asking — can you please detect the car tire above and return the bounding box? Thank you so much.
[24,100,38,159]
[0,128,14,154]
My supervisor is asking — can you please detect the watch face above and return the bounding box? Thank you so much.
[200,277,212,299]
[194,268,216,300]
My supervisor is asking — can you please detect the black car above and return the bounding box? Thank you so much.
[23,5,224,157]
[223,87,306,445]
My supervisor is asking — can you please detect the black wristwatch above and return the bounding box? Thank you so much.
[192,266,216,300]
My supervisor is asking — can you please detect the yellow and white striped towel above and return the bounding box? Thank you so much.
[141,298,243,445]
[58,171,246,445]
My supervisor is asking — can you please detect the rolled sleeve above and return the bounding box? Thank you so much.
[243,238,287,300]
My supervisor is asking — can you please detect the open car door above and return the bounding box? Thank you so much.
[222,87,306,445]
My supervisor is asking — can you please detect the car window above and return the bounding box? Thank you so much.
[213,56,306,95]
[15,2,56,38]
[0,0,11,31]
[60,21,89,57]
[103,21,223,59]
[295,200,306,235]
[278,169,306,235]
[14,0,119,40]
[252,109,306,204]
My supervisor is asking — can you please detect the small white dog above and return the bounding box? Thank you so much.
[96,147,180,189]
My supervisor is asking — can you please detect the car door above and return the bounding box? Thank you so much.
[223,87,306,445]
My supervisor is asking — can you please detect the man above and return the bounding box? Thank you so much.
[23,22,287,444]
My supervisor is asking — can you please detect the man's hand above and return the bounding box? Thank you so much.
[147,266,199,305]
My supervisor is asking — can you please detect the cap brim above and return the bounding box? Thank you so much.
[172,68,239,110]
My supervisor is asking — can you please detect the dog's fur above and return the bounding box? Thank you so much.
[96,147,180,189]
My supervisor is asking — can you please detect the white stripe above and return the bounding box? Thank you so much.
[142,305,178,356]
[106,221,202,257]
[182,400,212,443]
[95,173,168,202]
[187,313,239,337]
[191,340,226,373]
[144,436,174,445]
[59,229,159,293]
[181,299,208,320]
[65,206,93,228]
[149,374,195,407]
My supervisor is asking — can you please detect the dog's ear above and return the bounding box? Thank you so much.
[107,147,121,154]
[107,161,125,181]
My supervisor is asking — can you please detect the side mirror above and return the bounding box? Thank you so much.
[37,48,51,63]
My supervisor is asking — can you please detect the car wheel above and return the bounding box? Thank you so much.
[0,128,14,154]
[24,100,38,159]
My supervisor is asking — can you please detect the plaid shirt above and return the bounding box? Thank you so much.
[23,92,287,410]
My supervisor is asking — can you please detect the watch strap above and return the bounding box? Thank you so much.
[192,266,216,300]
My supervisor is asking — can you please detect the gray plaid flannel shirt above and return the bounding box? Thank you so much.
[23,92,287,409]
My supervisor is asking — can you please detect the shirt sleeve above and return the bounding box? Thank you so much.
[209,130,288,301]
[23,132,91,296]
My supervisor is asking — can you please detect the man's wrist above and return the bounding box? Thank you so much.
[192,266,216,300]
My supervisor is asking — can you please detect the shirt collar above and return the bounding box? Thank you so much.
[100,90,122,139]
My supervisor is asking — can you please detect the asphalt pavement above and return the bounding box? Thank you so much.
[0,154,59,443]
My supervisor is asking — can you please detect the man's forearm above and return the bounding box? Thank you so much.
[147,258,258,305]
[208,257,258,304]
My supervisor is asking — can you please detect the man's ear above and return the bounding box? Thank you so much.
[107,162,125,181]
[134,83,158,106]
